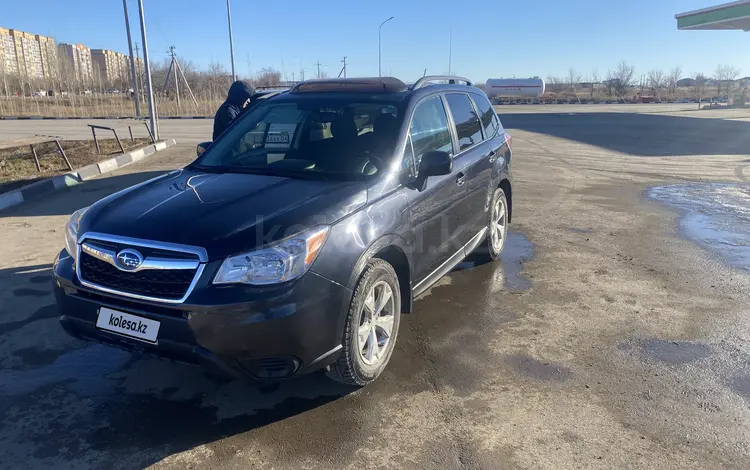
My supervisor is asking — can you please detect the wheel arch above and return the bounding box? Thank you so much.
[348,235,413,314]
[499,178,512,223]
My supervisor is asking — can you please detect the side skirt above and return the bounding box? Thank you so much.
[412,228,487,298]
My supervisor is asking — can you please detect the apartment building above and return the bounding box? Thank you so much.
[0,27,19,76]
[13,29,45,79]
[58,43,93,83]
[36,34,58,80]
[0,27,59,81]
[91,48,130,83]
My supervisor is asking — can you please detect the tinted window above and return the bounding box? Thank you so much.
[471,93,499,138]
[407,96,453,173]
[197,98,401,180]
[445,93,483,150]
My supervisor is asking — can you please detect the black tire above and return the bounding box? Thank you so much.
[327,258,401,386]
[482,187,509,261]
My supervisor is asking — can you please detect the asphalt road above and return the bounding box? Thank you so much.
[0,118,211,142]
[1,109,750,469]
[0,103,746,143]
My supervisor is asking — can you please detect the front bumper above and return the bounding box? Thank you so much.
[53,250,352,380]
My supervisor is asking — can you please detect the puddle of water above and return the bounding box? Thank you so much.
[506,354,571,381]
[12,288,49,298]
[641,339,711,364]
[499,233,534,292]
[649,183,750,272]
[0,304,58,336]
[454,232,534,292]
[28,275,51,284]
[0,344,131,397]
[730,375,750,400]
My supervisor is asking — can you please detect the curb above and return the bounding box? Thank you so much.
[0,138,177,212]
[0,116,211,120]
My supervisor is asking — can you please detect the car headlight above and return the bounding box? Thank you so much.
[65,207,88,263]
[213,226,329,285]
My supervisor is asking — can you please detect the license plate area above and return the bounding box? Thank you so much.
[96,306,161,344]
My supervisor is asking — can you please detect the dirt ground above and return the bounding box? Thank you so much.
[0,138,153,193]
[0,108,749,469]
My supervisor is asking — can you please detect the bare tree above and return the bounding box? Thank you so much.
[566,68,582,93]
[546,76,562,92]
[253,67,282,87]
[667,66,683,97]
[607,61,636,99]
[647,69,666,99]
[590,68,599,97]
[694,73,707,99]
[715,64,741,96]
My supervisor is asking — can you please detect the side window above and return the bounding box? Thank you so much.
[445,93,483,151]
[407,96,453,172]
[471,93,500,138]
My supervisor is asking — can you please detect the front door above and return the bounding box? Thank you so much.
[404,94,472,282]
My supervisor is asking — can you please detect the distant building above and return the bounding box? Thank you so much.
[0,27,59,84]
[677,78,696,87]
[12,29,44,79]
[58,43,93,84]
[91,48,129,84]
[0,27,19,76]
[36,34,57,80]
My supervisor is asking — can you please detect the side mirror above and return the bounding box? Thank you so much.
[419,150,452,178]
[197,141,212,156]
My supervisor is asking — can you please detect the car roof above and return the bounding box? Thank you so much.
[275,76,483,104]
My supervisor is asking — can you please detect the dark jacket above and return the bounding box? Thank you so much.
[212,81,254,140]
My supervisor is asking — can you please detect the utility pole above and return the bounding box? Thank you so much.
[122,0,141,116]
[168,46,180,111]
[300,68,305,81]
[134,43,142,98]
[292,72,295,82]
[315,61,322,79]
[164,45,198,112]
[339,56,347,78]
[137,0,158,140]
[226,0,236,81]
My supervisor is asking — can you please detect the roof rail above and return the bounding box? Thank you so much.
[411,75,473,90]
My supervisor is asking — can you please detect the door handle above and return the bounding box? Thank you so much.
[488,150,498,163]
[456,173,466,186]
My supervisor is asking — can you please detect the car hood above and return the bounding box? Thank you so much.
[81,169,368,259]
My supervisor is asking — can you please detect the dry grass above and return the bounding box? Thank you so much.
[0,138,153,193]
[0,95,221,118]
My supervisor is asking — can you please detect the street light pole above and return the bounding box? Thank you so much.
[122,0,141,117]
[137,0,158,140]
[378,16,394,78]
[227,0,236,82]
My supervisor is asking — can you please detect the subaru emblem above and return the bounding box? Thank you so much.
[116,249,144,271]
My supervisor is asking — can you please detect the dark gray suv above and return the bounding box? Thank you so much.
[54,76,513,386]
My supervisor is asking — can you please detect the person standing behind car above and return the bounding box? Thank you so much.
[212,80,255,140]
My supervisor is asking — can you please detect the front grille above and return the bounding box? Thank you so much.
[79,251,197,301]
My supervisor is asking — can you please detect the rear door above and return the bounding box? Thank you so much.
[403,94,472,282]
[443,92,494,237]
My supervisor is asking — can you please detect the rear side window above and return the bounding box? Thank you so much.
[406,96,453,173]
[445,93,483,151]
[471,93,500,138]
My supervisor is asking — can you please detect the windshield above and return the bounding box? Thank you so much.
[195,96,404,180]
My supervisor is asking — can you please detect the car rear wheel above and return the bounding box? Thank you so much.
[485,187,509,260]
[327,259,401,386]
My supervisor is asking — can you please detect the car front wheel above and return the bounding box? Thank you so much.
[327,259,401,386]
